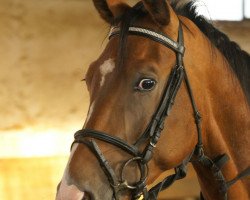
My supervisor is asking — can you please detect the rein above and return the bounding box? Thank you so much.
[72,22,250,199]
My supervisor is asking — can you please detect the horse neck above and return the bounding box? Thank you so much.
[183,21,250,199]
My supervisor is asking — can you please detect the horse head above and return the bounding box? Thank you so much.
[56,1,250,199]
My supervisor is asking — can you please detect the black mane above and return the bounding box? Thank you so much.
[170,1,250,104]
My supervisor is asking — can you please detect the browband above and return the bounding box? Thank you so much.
[109,26,185,55]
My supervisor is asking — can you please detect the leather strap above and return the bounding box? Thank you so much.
[148,149,195,198]
[74,129,139,156]
[109,26,185,55]
[141,65,185,163]
[227,167,250,188]
[197,154,250,200]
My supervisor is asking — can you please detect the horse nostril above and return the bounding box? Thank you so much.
[82,191,94,200]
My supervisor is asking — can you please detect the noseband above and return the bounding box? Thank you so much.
[72,22,250,199]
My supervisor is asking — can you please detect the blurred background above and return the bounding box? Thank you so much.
[0,0,249,199]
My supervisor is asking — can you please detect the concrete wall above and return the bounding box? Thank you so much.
[0,0,249,133]
[0,0,108,132]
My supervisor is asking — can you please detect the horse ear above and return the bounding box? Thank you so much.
[93,0,130,24]
[142,0,170,26]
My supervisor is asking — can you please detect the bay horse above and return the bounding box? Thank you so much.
[56,0,250,199]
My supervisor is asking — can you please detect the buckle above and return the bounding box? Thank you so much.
[150,141,156,148]
[137,194,144,200]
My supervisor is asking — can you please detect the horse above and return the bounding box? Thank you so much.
[56,0,250,199]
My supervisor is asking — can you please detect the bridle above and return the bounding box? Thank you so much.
[73,21,195,199]
[72,21,250,199]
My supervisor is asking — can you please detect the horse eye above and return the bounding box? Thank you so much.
[135,78,157,91]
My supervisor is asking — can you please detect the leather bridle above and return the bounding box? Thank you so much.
[72,21,250,200]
